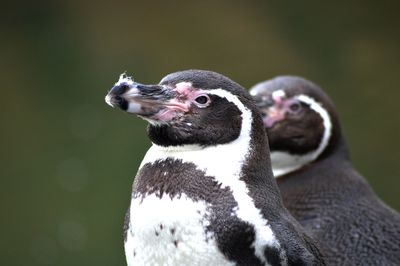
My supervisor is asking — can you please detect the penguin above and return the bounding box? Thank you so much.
[250,76,400,266]
[105,70,326,266]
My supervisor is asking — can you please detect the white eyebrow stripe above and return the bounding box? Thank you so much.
[297,94,332,160]
[272,90,286,100]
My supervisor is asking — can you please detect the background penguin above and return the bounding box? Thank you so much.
[250,76,400,266]
[105,70,326,266]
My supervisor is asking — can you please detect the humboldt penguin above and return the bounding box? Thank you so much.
[250,76,400,265]
[105,70,325,265]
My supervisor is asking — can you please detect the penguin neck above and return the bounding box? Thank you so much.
[277,135,351,180]
[142,133,252,180]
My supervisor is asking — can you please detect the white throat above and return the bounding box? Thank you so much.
[272,94,332,178]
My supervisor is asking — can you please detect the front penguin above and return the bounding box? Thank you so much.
[105,70,325,266]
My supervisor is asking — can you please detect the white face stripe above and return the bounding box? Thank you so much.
[249,89,257,96]
[137,88,280,263]
[271,94,332,177]
[297,94,332,157]
[272,90,285,99]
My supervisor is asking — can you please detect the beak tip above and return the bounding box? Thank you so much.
[105,94,115,108]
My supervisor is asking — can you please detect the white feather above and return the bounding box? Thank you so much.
[115,73,134,86]
[272,90,285,99]
[125,194,234,266]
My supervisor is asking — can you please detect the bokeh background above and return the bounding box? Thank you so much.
[2,1,399,265]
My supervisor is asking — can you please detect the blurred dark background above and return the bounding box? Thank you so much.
[1,1,399,265]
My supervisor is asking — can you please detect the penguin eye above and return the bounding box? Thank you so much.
[194,94,211,107]
[288,101,302,114]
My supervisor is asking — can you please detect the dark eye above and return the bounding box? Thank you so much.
[288,102,302,113]
[194,95,210,107]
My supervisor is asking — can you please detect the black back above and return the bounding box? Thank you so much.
[279,148,400,265]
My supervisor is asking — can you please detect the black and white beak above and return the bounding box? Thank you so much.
[105,74,189,122]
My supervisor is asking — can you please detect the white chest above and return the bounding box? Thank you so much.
[124,194,234,266]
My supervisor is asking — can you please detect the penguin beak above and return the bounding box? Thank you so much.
[105,79,189,122]
[253,96,285,128]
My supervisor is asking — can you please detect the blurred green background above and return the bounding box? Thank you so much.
[2,1,399,265]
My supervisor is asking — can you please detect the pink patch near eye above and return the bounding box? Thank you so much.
[175,82,193,95]
[272,91,286,105]
[174,82,209,102]
[264,115,285,128]
[282,99,302,114]
[272,95,282,104]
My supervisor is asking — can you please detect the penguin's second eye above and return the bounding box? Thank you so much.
[194,95,211,107]
[288,101,302,114]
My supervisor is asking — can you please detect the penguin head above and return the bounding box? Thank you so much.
[106,70,262,147]
[250,76,342,177]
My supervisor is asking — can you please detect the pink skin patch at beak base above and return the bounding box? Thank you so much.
[264,92,286,128]
[150,82,211,123]
[152,100,190,122]
[151,83,205,122]
[262,96,301,128]
[264,107,286,128]
[153,109,181,122]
